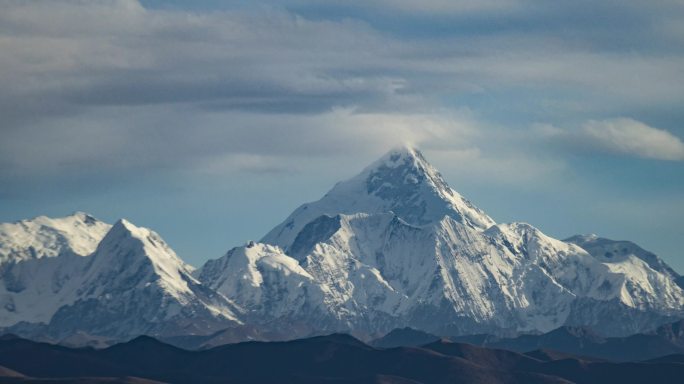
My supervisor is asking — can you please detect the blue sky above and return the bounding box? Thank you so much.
[0,0,683,269]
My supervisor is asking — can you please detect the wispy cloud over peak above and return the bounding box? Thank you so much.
[539,118,684,161]
[582,118,684,161]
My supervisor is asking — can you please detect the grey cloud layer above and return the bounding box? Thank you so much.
[1,0,684,190]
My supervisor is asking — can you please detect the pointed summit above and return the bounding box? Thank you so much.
[365,144,429,169]
[358,145,462,210]
[88,218,195,297]
[358,145,448,195]
[261,146,495,250]
[100,218,159,248]
[44,218,243,339]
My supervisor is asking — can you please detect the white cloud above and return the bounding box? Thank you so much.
[536,118,684,161]
[428,147,567,187]
[0,105,476,177]
[582,118,684,161]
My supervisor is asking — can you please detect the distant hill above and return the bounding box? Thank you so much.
[371,327,441,348]
[1,333,684,383]
[374,320,684,362]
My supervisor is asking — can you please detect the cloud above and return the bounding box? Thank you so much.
[538,118,684,161]
[429,147,567,188]
[345,0,525,14]
[0,0,405,125]
[2,0,683,127]
[0,105,476,182]
[582,118,684,161]
[1,0,684,192]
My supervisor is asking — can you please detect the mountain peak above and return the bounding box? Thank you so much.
[91,219,194,294]
[108,218,137,235]
[21,211,103,228]
[378,144,423,161]
[566,234,682,284]
[365,145,433,176]
[261,147,495,249]
[68,211,100,224]
[341,147,495,231]
[361,146,452,202]
[99,218,150,248]
[0,212,111,263]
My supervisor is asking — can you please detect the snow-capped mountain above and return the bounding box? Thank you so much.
[0,217,241,341]
[195,242,334,338]
[201,146,684,337]
[0,212,111,264]
[0,247,89,328]
[566,234,684,289]
[1,146,683,344]
[262,146,495,250]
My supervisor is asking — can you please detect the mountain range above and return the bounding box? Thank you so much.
[0,146,682,345]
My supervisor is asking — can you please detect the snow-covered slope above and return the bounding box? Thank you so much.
[264,212,682,336]
[0,252,88,328]
[262,146,495,250]
[0,212,111,264]
[565,234,684,308]
[52,219,242,337]
[566,235,684,287]
[0,213,112,328]
[205,146,684,338]
[0,218,241,341]
[195,242,335,336]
